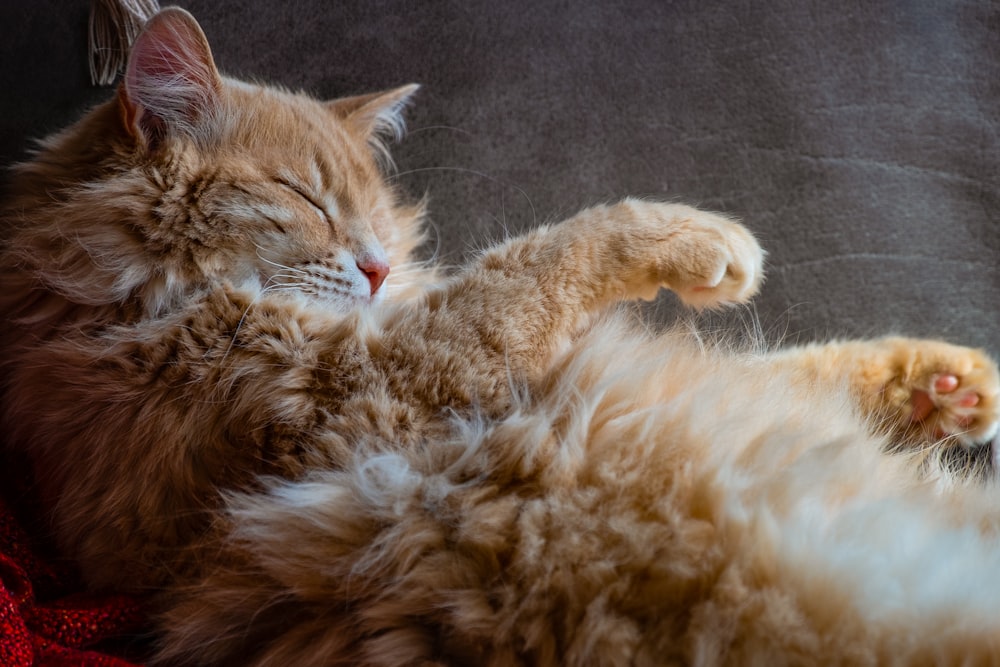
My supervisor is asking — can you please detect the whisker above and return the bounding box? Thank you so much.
[390,165,537,230]
[254,245,306,274]
[264,275,308,285]
[221,296,263,364]
[220,283,301,363]
[406,124,476,138]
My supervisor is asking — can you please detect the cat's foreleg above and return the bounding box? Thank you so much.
[768,338,1000,447]
[380,200,762,412]
[476,198,763,309]
[440,199,762,364]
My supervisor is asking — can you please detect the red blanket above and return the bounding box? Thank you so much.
[0,496,147,667]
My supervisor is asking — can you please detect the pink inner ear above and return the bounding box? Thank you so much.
[123,8,221,140]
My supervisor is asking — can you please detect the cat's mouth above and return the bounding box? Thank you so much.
[254,254,389,309]
[309,282,388,311]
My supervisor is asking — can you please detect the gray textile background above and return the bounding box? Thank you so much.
[2,1,997,355]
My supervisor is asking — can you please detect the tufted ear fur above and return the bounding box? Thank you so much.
[117,7,222,148]
[327,84,420,143]
[326,84,419,168]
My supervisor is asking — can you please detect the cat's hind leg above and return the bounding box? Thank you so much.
[876,339,1000,447]
[770,337,1000,448]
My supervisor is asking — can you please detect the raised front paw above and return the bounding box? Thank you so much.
[881,339,1000,447]
[618,199,765,308]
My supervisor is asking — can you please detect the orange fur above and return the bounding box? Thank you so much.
[3,8,1000,666]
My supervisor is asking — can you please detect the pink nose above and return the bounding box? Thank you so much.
[357,258,389,295]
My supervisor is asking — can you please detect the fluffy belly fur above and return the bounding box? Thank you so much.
[156,320,1000,666]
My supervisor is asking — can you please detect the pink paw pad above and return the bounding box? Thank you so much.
[958,393,981,408]
[910,373,988,441]
[933,374,959,393]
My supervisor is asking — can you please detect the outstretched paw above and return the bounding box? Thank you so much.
[896,348,1000,447]
[671,216,763,309]
[633,202,765,308]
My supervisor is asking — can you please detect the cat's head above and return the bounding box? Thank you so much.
[3,7,424,324]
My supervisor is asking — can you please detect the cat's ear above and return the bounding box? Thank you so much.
[326,84,420,142]
[117,8,222,148]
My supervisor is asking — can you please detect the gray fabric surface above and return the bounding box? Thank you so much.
[3,0,998,354]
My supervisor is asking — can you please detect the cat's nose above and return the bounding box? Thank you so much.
[357,258,389,295]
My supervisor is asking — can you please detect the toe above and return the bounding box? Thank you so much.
[909,389,936,423]
[958,392,980,408]
[933,374,959,394]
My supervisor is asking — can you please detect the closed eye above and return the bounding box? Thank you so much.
[275,178,330,224]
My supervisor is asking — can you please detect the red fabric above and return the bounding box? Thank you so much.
[0,496,147,667]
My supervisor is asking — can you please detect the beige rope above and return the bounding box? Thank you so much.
[88,0,161,86]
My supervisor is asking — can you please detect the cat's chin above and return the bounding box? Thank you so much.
[316,288,386,312]
[241,277,385,313]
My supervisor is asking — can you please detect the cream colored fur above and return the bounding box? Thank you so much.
[3,8,1000,666]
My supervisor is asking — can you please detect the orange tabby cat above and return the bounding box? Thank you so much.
[3,8,1000,666]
